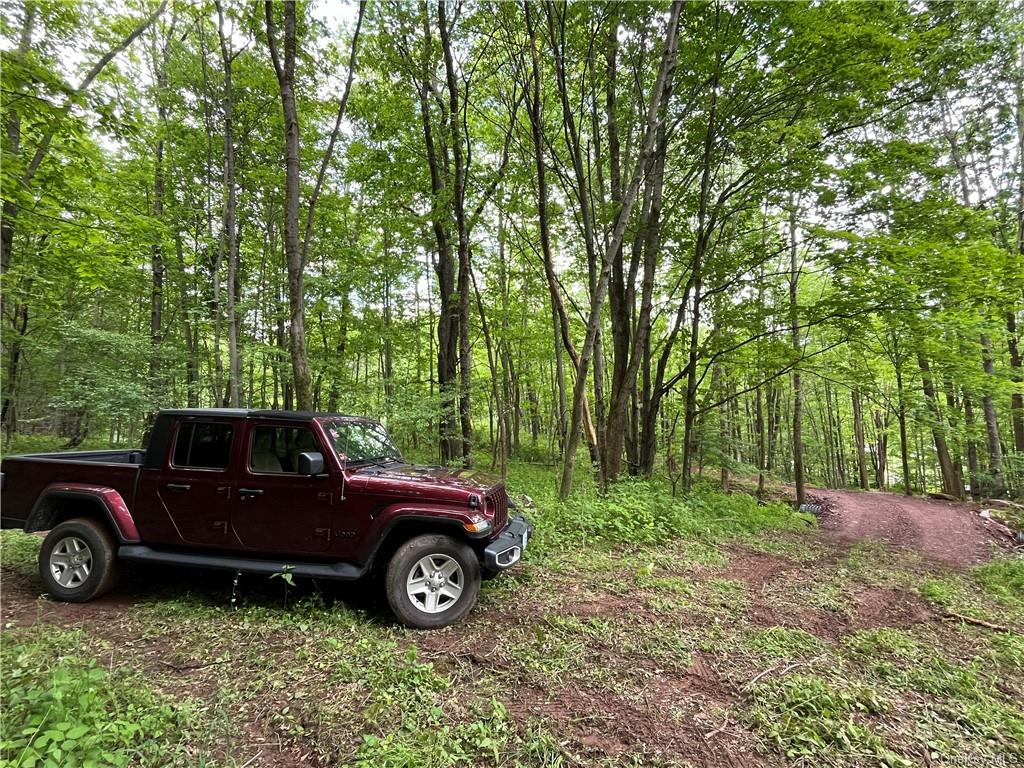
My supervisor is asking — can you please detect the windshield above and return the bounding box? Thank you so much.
[320,420,403,465]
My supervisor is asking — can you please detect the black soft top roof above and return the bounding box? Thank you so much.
[158,408,374,422]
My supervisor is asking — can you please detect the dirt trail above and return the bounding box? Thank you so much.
[812,488,1007,567]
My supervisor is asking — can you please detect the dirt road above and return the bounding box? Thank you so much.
[812,488,1009,566]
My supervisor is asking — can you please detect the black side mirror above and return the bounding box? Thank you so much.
[297,451,325,476]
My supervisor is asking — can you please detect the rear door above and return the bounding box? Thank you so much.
[230,421,339,556]
[149,419,237,547]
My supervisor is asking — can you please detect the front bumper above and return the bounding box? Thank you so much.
[483,514,532,571]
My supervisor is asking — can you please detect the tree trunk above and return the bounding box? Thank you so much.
[789,207,805,508]
[964,389,981,500]
[217,0,242,407]
[979,334,1005,496]
[872,410,889,490]
[1012,63,1024,452]
[411,5,458,461]
[523,2,600,470]
[1008,311,1024,452]
[548,1,682,499]
[852,391,869,490]
[917,353,961,497]
[148,15,173,416]
[266,1,312,410]
[895,364,912,496]
[437,0,473,466]
[604,48,674,485]
[0,1,36,330]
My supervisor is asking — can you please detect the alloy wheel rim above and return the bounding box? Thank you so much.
[49,536,93,588]
[406,553,464,614]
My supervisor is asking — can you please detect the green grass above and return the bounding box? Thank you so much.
[0,627,207,767]
[916,555,1024,625]
[743,627,826,660]
[3,461,1023,767]
[1,529,41,582]
[747,674,904,766]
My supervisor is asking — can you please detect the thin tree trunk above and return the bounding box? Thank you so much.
[437,0,473,465]
[918,353,961,497]
[550,0,682,499]
[979,334,1005,496]
[266,1,311,410]
[217,0,242,407]
[1008,312,1024,452]
[604,49,674,484]
[872,410,889,490]
[523,2,600,469]
[789,206,805,507]
[852,391,869,491]
[895,363,912,496]
[964,390,981,500]
[0,1,36,332]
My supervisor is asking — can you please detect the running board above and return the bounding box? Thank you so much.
[118,545,365,581]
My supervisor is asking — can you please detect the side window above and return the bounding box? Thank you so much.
[250,426,318,474]
[172,422,234,470]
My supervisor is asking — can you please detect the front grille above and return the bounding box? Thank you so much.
[487,487,508,532]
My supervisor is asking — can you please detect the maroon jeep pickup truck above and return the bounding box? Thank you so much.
[0,409,531,628]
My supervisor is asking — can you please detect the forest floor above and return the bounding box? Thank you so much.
[2,475,1022,768]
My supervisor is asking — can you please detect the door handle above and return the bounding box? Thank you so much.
[238,488,264,497]
[166,483,192,492]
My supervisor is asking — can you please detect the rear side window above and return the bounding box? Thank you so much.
[172,422,234,470]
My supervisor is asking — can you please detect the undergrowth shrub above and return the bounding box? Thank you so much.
[508,465,813,550]
[0,628,196,767]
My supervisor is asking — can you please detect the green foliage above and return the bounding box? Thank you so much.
[743,627,825,660]
[0,529,41,580]
[513,466,813,550]
[971,556,1024,607]
[842,628,922,660]
[0,628,199,767]
[747,675,905,766]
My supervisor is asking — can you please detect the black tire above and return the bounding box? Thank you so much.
[385,534,480,629]
[38,518,120,603]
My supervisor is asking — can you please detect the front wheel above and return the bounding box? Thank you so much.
[39,518,120,603]
[385,534,480,629]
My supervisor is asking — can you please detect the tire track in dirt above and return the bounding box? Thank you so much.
[813,488,1007,566]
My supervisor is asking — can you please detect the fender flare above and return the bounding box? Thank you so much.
[26,483,141,543]
[361,505,488,570]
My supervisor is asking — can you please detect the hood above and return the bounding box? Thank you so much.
[351,461,501,496]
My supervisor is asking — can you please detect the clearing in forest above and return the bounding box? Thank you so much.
[2,474,1022,768]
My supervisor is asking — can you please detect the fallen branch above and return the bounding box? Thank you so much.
[743,663,778,689]
[704,710,732,740]
[940,612,1011,633]
[743,656,825,690]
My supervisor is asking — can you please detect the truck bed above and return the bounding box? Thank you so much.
[1,450,145,530]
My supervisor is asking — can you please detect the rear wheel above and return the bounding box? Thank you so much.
[39,518,119,603]
[385,534,480,629]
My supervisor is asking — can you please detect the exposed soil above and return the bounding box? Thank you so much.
[2,488,1017,767]
[812,488,1009,567]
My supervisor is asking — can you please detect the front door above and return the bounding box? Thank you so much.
[154,419,237,547]
[231,422,338,556]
